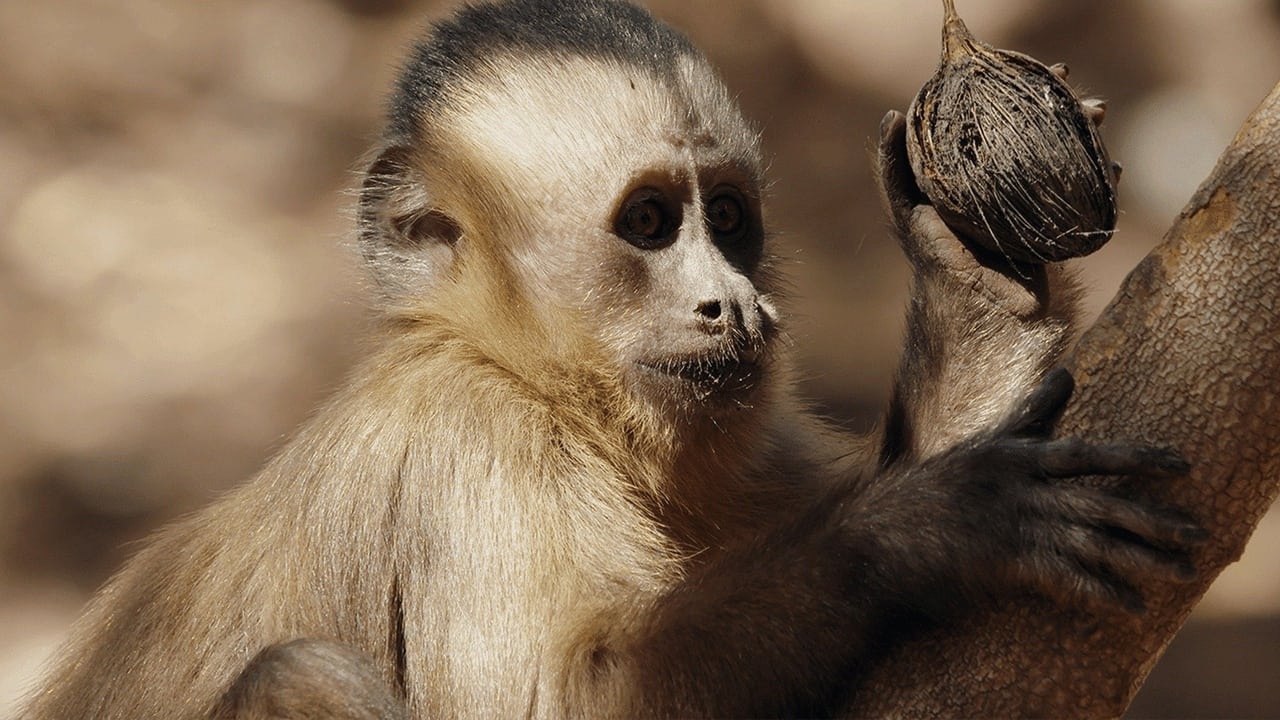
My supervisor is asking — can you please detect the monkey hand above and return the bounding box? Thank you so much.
[875,74,1116,318]
[919,368,1205,614]
[876,62,1115,261]
[875,108,1057,317]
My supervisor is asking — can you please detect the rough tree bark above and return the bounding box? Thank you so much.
[847,81,1280,717]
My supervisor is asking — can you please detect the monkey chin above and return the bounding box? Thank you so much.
[632,346,768,417]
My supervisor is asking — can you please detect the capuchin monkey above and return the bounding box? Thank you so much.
[21,1,1203,718]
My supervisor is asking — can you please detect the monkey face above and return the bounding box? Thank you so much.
[365,45,780,422]
[515,58,778,416]
[599,174,777,414]
[399,51,779,417]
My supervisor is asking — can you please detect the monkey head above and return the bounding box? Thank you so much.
[357,0,783,423]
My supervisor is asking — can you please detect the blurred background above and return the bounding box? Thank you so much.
[1,0,1278,716]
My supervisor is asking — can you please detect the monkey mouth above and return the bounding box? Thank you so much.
[637,346,764,396]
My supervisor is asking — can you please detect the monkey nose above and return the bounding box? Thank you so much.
[696,299,723,323]
[694,297,764,340]
[694,299,732,335]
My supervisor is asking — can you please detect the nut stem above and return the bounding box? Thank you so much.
[941,0,978,62]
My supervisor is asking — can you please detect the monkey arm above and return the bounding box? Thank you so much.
[596,371,1199,718]
[874,110,1080,467]
[210,639,407,720]
[845,79,1280,718]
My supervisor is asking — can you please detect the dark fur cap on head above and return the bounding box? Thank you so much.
[388,0,696,140]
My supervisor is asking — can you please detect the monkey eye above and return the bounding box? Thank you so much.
[706,188,748,242]
[614,188,678,250]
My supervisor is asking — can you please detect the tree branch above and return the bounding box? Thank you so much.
[847,80,1280,717]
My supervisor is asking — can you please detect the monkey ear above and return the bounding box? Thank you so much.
[358,145,462,300]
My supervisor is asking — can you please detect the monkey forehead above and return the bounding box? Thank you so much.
[390,0,699,138]
[428,52,761,200]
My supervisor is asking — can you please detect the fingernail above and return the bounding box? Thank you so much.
[1180,525,1209,544]
[1158,455,1192,475]
[880,110,901,141]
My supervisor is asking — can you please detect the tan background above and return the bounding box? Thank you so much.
[1,0,1277,716]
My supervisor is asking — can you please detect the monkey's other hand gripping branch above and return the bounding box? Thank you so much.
[866,368,1206,618]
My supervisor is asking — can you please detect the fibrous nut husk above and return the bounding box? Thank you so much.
[906,0,1118,264]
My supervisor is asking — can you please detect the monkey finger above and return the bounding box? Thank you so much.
[1102,579,1148,615]
[1052,520,1199,585]
[876,110,924,233]
[1005,367,1074,437]
[1051,489,1208,553]
[1028,555,1147,615]
[1061,560,1149,615]
[1049,62,1069,80]
[905,205,972,259]
[1036,438,1191,479]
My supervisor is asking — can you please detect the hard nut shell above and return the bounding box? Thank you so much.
[905,0,1118,264]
